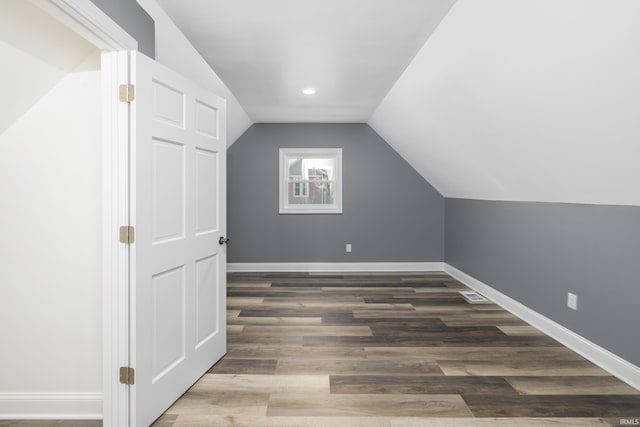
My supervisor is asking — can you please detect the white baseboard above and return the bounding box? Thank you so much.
[444,263,640,391]
[227,262,445,273]
[0,392,102,420]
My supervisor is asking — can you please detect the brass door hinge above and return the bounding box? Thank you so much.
[119,226,135,244]
[119,367,135,385]
[119,84,135,102]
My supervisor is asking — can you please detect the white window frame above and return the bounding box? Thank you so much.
[279,148,343,214]
[292,181,308,197]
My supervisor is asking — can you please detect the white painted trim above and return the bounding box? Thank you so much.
[227,262,445,272]
[101,51,132,427]
[32,0,137,51]
[10,3,134,424]
[279,148,343,214]
[0,393,103,420]
[444,263,640,391]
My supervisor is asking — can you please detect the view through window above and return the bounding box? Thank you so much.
[279,148,342,214]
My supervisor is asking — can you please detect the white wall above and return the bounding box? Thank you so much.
[0,4,103,416]
[0,0,96,135]
[369,0,640,206]
[136,0,252,145]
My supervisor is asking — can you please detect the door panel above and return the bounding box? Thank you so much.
[131,52,227,427]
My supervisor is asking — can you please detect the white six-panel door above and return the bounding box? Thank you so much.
[130,52,227,427]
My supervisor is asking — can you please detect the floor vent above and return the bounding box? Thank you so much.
[460,290,490,304]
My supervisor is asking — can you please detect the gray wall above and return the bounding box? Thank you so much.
[228,123,444,263]
[89,0,155,58]
[445,198,640,366]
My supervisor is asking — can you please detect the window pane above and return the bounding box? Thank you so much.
[279,148,342,214]
[287,158,303,179]
[287,181,334,206]
[287,157,335,181]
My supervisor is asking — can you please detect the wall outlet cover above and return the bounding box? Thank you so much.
[567,292,578,310]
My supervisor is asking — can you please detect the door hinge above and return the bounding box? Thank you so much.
[119,226,135,244]
[119,367,135,385]
[119,83,135,102]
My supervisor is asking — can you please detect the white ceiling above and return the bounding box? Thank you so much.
[370,0,640,205]
[154,0,640,206]
[155,0,455,122]
[0,0,96,134]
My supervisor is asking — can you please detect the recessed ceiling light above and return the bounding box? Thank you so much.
[302,88,316,95]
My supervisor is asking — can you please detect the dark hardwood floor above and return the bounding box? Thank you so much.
[8,272,638,426]
[153,271,640,426]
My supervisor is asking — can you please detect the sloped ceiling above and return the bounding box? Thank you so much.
[0,0,96,134]
[154,0,639,205]
[369,0,640,206]
[155,0,455,123]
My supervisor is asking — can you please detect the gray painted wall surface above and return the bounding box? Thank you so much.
[227,123,444,263]
[89,0,155,57]
[445,198,640,366]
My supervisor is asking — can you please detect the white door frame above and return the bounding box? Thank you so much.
[32,1,137,426]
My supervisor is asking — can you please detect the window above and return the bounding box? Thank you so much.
[279,148,342,214]
[292,182,308,197]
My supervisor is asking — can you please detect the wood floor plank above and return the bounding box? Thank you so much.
[363,346,585,361]
[148,414,177,427]
[227,324,244,333]
[255,301,381,310]
[241,325,372,336]
[443,317,530,327]
[330,375,516,395]
[321,287,419,293]
[439,360,611,376]
[497,325,549,336]
[506,376,640,395]
[238,308,327,318]
[160,416,611,427]
[164,390,270,416]
[369,325,506,337]
[163,415,395,427]
[302,334,562,347]
[227,282,272,288]
[412,304,503,312]
[192,374,330,394]
[322,313,447,328]
[357,306,501,316]
[228,316,322,325]
[231,335,304,345]
[147,271,639,427]
[413,287,469,293]
[262,297,367,305]
[208,358,278,374]
[462,394,640,417]
[266,393,473,417]
[389,418,612,427]
[227,344,368,359]
[228,290,297,298]
[227,297,264,305]
[276,359,444,375]
[321,286,419,292]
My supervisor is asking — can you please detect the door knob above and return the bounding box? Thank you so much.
[219,236,230,245]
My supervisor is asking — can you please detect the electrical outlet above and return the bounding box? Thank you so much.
[567,292,577,310]
[345,243,352,253]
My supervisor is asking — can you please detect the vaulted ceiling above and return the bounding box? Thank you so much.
[155,0,455,122]
[371,0,640,206]
[0,0,96,134]
[156,0,640,206]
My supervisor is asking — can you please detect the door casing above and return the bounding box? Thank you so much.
[33,1,137,426]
